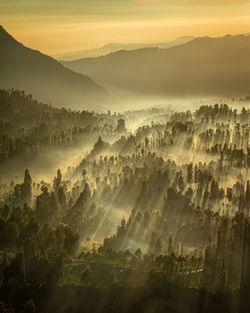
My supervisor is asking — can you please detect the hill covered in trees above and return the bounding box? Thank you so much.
[1,90,250,312]
[0,26,108,110]
[0,89,124,167]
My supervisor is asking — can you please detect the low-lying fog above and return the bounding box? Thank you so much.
[0,96,245,185]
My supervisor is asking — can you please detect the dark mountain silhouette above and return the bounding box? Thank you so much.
[55,36,194,60]
[0,26,108,109]
[62,34,250,98]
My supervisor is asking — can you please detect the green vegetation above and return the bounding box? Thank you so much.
[0,90,250,312]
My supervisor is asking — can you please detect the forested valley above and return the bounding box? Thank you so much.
[0,89,250,312]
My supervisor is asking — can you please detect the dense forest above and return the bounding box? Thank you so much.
[1,90,250,312]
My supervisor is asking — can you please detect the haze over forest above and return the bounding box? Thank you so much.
[1,25,250,111]
[1,1,250,313]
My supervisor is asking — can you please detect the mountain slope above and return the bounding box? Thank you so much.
[55,36,194,60]
[62,35,250,97]
[0,26,108,109]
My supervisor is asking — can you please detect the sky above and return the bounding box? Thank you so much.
[1,0,250,56]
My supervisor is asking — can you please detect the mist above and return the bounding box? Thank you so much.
[2,18,250,313]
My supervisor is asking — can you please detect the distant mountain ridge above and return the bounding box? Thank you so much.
[56,36,194,60]
[62,34,250,98]
[0,26,108,109]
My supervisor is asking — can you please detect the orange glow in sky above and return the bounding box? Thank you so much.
[1,0,250,56]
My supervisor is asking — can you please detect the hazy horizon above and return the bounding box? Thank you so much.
[2,2,250,312]
[1,0,250,56]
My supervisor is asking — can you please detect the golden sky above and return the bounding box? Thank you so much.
[1,0,250,56]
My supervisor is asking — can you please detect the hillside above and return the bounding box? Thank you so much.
[56,36,193,60]
[0,26,108,109]
[62,35,250,97]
